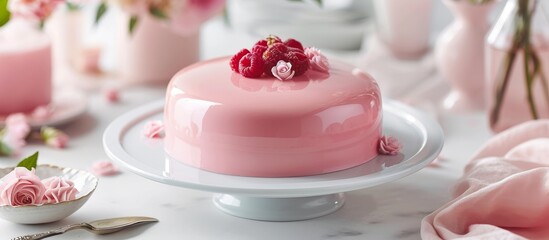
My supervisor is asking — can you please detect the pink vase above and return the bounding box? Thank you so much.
[118,14,200,85]
[0,21,52,115]
[435,0,495,112]
[486,0,549,132]
[373,0,433,59]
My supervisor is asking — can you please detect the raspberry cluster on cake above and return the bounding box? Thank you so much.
[164,36,383,177]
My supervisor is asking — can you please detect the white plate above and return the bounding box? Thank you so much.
[0,89,88,129]
[103,100,443,221]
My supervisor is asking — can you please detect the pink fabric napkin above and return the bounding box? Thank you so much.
[421,120,549,240]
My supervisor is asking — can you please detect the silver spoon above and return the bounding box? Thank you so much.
[12,216,158,240]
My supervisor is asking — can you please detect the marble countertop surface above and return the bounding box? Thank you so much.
[0,15,494,240]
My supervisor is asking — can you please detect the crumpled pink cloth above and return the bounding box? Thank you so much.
[421,120,549,240]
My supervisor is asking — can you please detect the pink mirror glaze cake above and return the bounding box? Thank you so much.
[0,20,52,115]
[164,36,383,177]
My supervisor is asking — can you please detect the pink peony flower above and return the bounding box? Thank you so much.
[143,120,164,138]
[0,167,46,206]
[91,161,119,176]
[41,127,69,149]
[271,60,295,81]
[41,176,79,204]
[8,0,63,21]
[378,136,402,155]
[304,47,329,73]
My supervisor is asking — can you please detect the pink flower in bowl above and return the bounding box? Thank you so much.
[42,176,79,204]
[271,60,295,81]
[0,167,45,207]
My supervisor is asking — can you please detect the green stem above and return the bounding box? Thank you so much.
[521,0,539,119]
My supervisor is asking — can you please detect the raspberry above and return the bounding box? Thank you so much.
[252,45,268,55]
[254,39,268,47]
[230,48,250,73]
[239,53,264,78]
[285,51,309,76]
[284,38,304,51]
[263,43,289,76]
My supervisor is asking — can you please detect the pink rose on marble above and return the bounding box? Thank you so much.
[271,60,295,81]
[41,127,69,149]
[143,120,164,138]
[8,0,63,21]
[0,167,46,206]
[304,47,329,73]
[378,136,402,155]
[31,105,53,121]
[41,176,79,204]
[91,161,119,176]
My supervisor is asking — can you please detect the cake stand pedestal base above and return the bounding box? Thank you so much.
[213,193,345,221]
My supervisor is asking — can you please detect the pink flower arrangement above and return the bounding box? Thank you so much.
[271,60,295,81]
[0,167,80,206]
[108,0,225,35]
[8,0,63,22]
[378,136,402,155]
[0,167,46,206]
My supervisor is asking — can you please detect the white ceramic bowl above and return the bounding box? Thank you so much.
[0,165,98,224]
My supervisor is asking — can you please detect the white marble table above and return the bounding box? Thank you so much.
[1,16,494,240]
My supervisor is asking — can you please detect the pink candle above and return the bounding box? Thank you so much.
[0,20,52,115]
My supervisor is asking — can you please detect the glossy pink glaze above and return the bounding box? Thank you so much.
[0,22,52,115]
[164,57,382,177]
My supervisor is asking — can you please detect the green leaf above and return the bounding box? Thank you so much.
[0,0,11,28]
[94,1,108,25]
[16,151,39,171]
[66,2,80,11]
[128,16,139,35]
[149,7,168,19]
[313,0,322,6]
[0,141,12,156]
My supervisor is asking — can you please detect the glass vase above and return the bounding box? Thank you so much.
[486,0,549,132]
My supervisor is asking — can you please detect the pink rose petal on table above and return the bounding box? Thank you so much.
[91,161,119,176]
[0,167,46,206]
[42,176,79,204]
[378,136,402,155]
[104,88,120,103]
[143,120,164,138]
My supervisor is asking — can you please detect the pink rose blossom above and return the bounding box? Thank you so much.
[31,105,54,121]
[8,0,63,21]
[41,176,79,204]
[271,60,295,81]
[304,47,329,73]
[0,167,46,206]
[41,127,69,149]
[378,136,402,155]
[143,120,164,138]
[91,161,120,176]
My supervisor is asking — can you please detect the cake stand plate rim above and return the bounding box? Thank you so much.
[103,99,444,198]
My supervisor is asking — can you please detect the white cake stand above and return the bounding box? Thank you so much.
[103,100,443,221]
